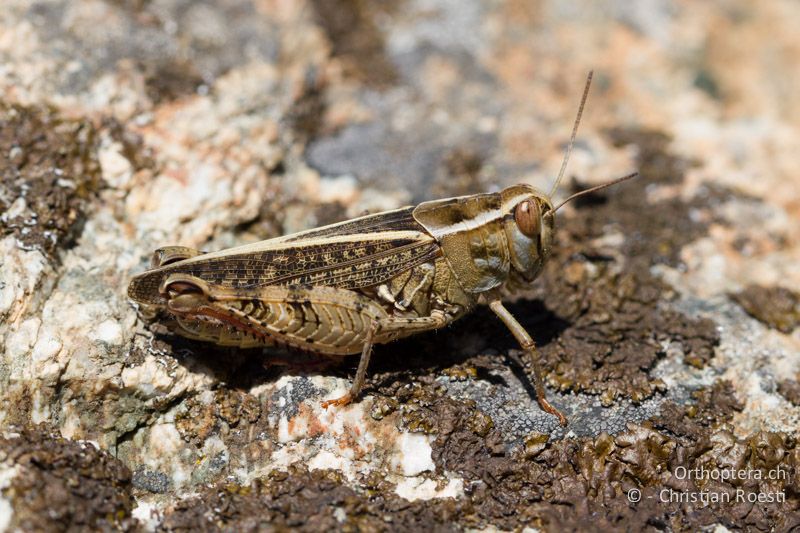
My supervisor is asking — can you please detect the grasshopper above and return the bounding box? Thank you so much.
[128,72,635,426]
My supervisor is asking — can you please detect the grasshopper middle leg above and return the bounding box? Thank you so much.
[488,299,568,426]
[322,310,449,409]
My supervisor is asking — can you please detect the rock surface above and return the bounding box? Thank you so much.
[1,0,799,531]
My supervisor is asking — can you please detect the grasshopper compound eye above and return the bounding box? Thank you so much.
[514,199,541,238]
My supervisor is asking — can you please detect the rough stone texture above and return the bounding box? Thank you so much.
[732,285,800,334]
[1,1,799,531]
[0,426,135,532]
[0,103,103,260]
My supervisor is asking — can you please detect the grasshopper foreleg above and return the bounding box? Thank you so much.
[488,299,568,427]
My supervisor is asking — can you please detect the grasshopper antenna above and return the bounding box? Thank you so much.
[548,172,638,214]
[549,71,593,198]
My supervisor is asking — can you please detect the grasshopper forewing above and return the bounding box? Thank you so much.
[128,72,637,426]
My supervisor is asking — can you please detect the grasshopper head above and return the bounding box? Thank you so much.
[499,184,555,282]
[498,171,639,283]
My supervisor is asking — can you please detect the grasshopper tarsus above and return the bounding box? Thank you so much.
[321,393,354,409]
[323,318,378,409]
[538,395,568,427]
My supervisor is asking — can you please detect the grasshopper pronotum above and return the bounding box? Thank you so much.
[128,72,635,426]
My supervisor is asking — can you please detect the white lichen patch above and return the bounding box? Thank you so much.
[5,317,41,364]
[28,389,53,426]
[30,335,62,365]
[148,423,185,456]
[273,377,377,452]
[0,498,10,533]
[269,380,379,479]
[264,375,438,483]
[394,476,464,502]
[97,139,134,189]
[317,175,359,205]
[0,464,20,533]
[394,432,435,477]
[130,500,161,532]
[90,319,124,346]
[277,410,307,444]
[121,354,214,400]
[59,402,87,440]
[268,442,311,473]
[333,506,347,523]
[145,423,192,488]
[307,449,352,476]
[650,338,717,391]
[0,237,50,324]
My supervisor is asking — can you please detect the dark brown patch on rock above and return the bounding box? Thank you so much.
[142,60,206,105]
[653,380,744,442]
[175,389,262,448]
[288,69,328,143]
[159,465,461,532]
[154,414,800,532]
[0,425,135,532]
[777,378,800,407]
[310,0,398,88]
[732,285,800,334]
[430,147,487,199]
[374,387,797,531]
[0,103,103,260]
[104,117,156,173]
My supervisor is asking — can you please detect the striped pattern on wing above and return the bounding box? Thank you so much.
[283,206,422,241]
[129,231,439,305]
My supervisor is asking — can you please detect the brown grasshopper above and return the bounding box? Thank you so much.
[128,72,635,426]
